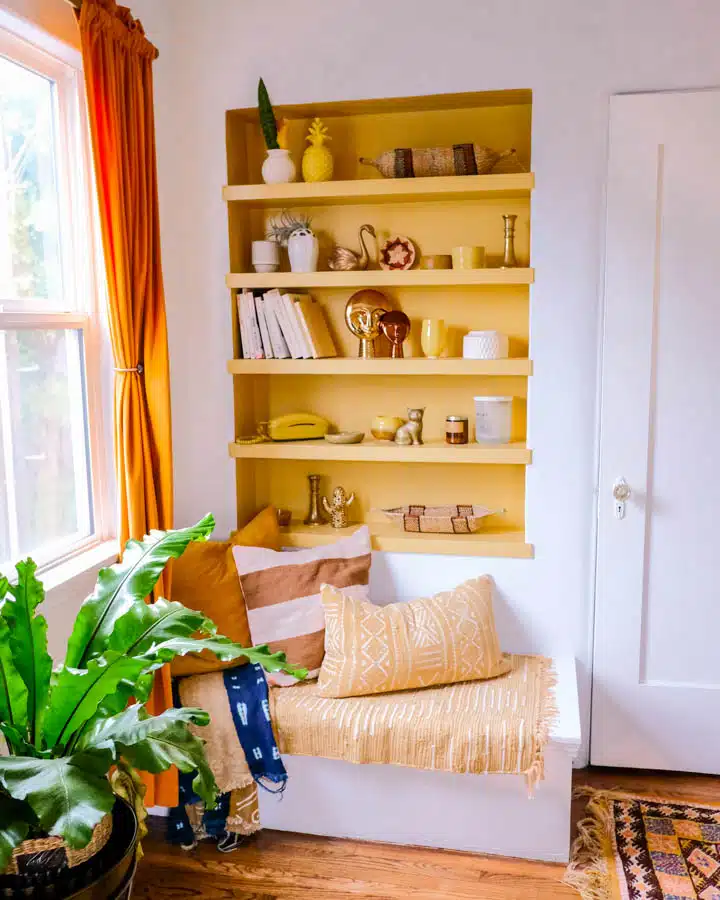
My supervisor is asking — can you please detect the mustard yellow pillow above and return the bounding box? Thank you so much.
[171,506,281,677]
[318,576,511,698]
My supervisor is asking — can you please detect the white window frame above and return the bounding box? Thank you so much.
[0,15,115,576]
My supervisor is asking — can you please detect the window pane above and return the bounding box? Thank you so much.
[0,328,94,567]
[0,409,10,564]
[0,55,64,311]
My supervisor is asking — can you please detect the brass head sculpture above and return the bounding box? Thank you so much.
[379,310,411,359]
[345,289,391,359]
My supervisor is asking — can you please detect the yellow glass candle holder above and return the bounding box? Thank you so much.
[421,318,447,359]
[451,245,486,270]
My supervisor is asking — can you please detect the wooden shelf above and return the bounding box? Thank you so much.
[281,521,534,559]
[226,268,534,290]
[223,173,534,207]
[227,357,533,376]
[229,439,531,465]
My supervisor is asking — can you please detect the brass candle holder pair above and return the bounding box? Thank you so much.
[304,474,354,529]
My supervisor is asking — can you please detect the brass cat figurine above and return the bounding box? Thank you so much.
[394,408,425,446]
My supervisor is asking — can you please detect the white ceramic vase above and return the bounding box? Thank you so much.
[261,148,296,184]
[288,230,319,273]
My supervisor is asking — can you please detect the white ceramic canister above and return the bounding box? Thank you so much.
[474,396,513,443]
[251,240,280,273]
[463,330,509,360]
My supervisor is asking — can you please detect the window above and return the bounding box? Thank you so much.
[0,23,111,573]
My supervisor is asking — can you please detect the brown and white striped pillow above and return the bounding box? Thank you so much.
[231,526,372,686]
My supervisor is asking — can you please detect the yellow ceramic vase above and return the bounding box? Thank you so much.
[371,415,405,441]
[302,117,334,183]
[421,319,447,359]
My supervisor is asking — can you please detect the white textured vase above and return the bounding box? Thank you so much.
[261,148,296,184]
[288,231,319,273]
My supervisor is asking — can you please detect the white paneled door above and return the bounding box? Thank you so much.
[591,91,720,772]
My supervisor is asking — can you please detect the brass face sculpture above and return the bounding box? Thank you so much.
[379,310,411,359]
[344,289,391,359]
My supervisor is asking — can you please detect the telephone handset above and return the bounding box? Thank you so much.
[261,413,330,442]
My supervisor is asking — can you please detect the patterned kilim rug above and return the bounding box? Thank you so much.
[565,788,720,900]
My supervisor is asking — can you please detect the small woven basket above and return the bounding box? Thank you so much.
[360,144,515,178]
[3,813,112,875]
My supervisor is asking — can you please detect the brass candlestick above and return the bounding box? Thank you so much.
[303,474,327,525]
[501,214,518,268]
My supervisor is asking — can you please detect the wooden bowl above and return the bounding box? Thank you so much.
[324,432,365,444]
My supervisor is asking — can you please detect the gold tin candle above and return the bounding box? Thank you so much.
[445,415,469,444]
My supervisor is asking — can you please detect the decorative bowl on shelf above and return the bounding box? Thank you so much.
[324,432,365,444]
[370,415,405,441]
[379,235,416,271]
[382,504,501,534]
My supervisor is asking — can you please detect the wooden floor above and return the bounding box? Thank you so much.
[134,768,720,899]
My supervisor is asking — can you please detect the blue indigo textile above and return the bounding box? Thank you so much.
[223,662,287,793]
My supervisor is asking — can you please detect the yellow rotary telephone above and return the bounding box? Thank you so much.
[236,413,330,444]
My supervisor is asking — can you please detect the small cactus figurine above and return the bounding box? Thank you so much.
[302,117,333,183]
[322,485,355,529]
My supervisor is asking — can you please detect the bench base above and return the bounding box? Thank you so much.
[259,743,574,862]
[260,657,580,862]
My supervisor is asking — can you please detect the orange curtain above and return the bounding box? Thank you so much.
[77,0,176,807]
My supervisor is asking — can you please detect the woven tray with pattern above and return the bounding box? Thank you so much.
[382,505,500,534]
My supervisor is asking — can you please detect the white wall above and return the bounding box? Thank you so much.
[130,0,720,764]
[2,0,78,47]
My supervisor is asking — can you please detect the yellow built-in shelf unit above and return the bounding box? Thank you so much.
[227,268,534,290]
[225,88,533,558]
[223,172,534,206]
[227,358,533,376]
[229,439,531,465]
[280,521,533,559]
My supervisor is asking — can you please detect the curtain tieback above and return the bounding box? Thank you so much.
[114,363,144,374]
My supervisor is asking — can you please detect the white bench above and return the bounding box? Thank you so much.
[258,657,581,863]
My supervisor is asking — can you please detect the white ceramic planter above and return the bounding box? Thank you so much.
[261,148,296,184]
[288,231,319,273]
[251,239,280,273]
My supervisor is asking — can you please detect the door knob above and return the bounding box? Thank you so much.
[612,477,631,519]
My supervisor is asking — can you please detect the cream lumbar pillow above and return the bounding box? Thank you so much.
[318,575,511,698]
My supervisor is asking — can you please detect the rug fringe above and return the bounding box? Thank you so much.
[563,787,618,900]
[524,657,559,796]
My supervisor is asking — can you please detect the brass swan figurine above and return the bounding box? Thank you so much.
[328,223,376,271]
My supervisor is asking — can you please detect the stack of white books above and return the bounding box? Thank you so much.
[237,289,337,360]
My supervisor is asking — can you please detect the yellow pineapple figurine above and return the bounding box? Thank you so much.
[302,117,333,182]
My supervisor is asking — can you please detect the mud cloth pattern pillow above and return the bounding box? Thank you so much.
[171,506,282,677]
[318,575,511,698]
[232,526,372,686]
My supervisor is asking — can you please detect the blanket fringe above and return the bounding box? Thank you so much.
[563,787,618,900]
[524,657,559,796]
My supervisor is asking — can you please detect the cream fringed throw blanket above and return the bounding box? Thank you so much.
[275,654,556,792]
[182,654,557,803]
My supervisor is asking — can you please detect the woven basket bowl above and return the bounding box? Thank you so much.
[3,813,112,876]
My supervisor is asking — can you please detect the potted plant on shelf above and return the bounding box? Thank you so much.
[268,210,319,273]
[0,514,304,899]
[258,78,295,184]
